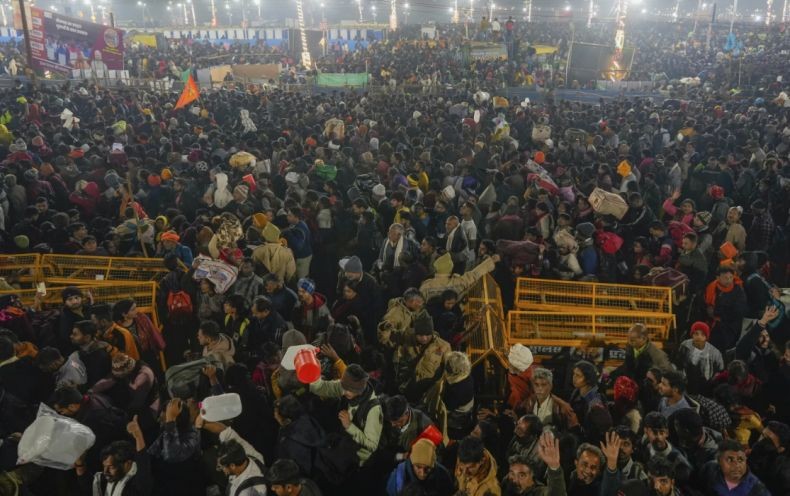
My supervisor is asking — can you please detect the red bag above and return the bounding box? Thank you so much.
[167,290,193,318]
[667,221,694,247]
[596,231,624,255]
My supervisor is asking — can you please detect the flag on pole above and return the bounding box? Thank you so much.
[175,74,199,109]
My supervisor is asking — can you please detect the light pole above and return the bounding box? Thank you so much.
[188,0,197,26]
[357,0,363,22]
[525,0,532,22]
[730,0,737,32]
[255,0,261,19]
[137,1,146,25]
[404,2,409,24]
[390,0,397,29]
[453,0,459,22]
[766,0,773,24]
[371,4,377,23]
[489,2,494,19]
[587,0,594,27]
[226,2,232,25]
[784,0,789,22]
[211,0,218,26]
[178,3,188,25]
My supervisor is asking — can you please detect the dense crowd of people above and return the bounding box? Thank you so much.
[0,15,789,496]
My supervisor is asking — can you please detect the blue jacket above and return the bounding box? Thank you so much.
[386,459,455,496]
[289,220,313,258]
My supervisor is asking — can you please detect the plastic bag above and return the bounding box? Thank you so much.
[17,403,96,470]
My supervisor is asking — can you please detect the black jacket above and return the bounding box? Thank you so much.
[82,449,153,496]
[276,414,326,478]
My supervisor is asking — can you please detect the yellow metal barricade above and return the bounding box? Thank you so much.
[464,274,508,367]
[0,254,42,286]
[40,254,170,284]
[508,310,673,348]
[0,281,160,327]
[515,277,674,314]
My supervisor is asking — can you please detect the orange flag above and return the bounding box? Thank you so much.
[175,74,200,110]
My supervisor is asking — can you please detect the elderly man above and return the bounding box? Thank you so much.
[701,440,770,496]
[522,367,579,431]
[157,230,193,265]
[420,252,499,302]
[378,287,430,348]
[377,223,420,298]
[501,432,568,496]
[613,323,672,387]
[567,432,622,496]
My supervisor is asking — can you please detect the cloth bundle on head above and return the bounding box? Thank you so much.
[298,278,316,295]
[613,375,639,403]
[252,213,268,229]
[261,222,280,244]
[160,231,180,243]
[208,214,243,259]
[340,364,369,395]
[508,344,533,373]
[410,439,437,468]
[240,109,257,133]
[112,353,136,378]
[213,173,233,209]
[690,321,710,338]
[433,253,454,275]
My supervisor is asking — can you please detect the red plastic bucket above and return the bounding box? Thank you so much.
[294,348,321,384]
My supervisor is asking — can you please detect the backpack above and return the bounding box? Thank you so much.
[312,396,381,485]
[233,457,267,496]
[167,290,193,318]
[165,356,224,399]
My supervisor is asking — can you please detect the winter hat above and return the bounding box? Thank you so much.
[751,199,767,211]
[147,174,161,187]
[111,353,136,378]
[695,211,712,226]
[297,277,316,295]
[410,439,437,468]
[340,256,363,274]
[372,184,386,201]
[508,344,533,373]
[61,286,82,302]
[281,329,307,350]
[340,364,369,394]
[576,222,596,239]
[414,315,434,336]
[13,235,29,249]
[433,253,454,275]
[690,321,710,339]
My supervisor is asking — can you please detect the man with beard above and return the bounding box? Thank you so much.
[645,456,683,496]
[504,415,544,478]
[58,286,89,355]
[80,415,152,495]
[748,421,790,496]
[501,432,567,496]
[700,440,770,496]
[638,413,692,482]
[613,426,647,482]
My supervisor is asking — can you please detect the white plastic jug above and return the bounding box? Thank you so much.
[201,393,243,422]
[18,404,96,470]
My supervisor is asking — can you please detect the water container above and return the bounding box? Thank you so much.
[201,393,243,422]
[294,348,321,384]
[18,404,96,470]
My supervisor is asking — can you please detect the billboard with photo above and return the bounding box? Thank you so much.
[27,7,124,77]
[567,42,635,83]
